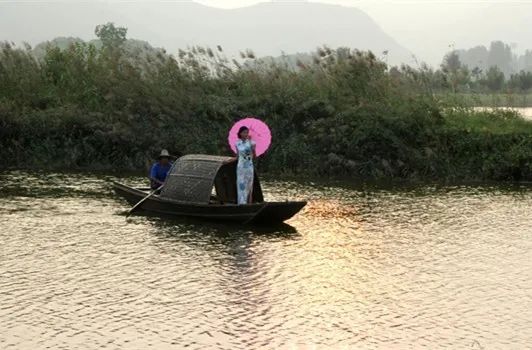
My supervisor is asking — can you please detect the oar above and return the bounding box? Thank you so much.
[127,185,163,217]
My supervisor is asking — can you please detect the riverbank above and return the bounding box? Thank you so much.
[1,39,532,181]
[3,107,531,182]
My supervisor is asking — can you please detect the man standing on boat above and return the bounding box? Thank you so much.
[149,149,173,190]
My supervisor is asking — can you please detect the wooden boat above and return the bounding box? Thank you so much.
[113,154,306,224]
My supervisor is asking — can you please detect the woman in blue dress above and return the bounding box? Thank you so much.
[235,126,256,205]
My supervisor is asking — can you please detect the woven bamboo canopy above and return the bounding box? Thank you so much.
[160,154,263,204]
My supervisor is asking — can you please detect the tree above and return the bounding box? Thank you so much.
[509,70,532,92]
[522,50,532,73]
[482,66,505,92]
[95,23,127,51]
[441,51,469,92]
[442,51,461,73]
[471,66,483,80]
[456,45,489,71]
[487,41,513,76]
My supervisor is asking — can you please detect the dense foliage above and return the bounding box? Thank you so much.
[1,24,531,181]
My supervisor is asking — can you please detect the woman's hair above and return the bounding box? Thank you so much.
[237,126,249,139]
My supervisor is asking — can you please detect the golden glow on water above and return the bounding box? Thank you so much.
[302,199,359,219]
[0,172,531,349]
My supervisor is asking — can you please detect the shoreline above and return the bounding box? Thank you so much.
[2,167,532,189]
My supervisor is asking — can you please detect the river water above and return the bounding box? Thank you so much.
[475,107,532,120]
[510,107,532,120]
[0,171,531,349]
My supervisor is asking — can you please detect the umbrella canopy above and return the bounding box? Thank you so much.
[228,117,272,157]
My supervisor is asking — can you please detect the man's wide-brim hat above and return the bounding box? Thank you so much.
[158,149,170,159]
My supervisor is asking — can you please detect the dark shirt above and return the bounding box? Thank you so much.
[150,162,172,189]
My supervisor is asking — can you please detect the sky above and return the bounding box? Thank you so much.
[195,0,511,10]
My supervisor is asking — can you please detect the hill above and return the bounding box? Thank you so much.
[0,1,412,66]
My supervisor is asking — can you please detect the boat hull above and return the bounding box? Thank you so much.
[113,182,306,224]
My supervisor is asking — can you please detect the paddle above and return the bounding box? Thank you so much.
[127,184,163,217]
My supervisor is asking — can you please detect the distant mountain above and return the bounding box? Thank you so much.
[0,1,412,66]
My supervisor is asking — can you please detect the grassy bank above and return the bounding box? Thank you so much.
[1,27,532,181]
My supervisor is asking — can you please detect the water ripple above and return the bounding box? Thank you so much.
[0,172,531,349]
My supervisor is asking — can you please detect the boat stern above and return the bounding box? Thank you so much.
[248,201,307,224]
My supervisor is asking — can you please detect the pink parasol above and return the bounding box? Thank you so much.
[228,117,272,157]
